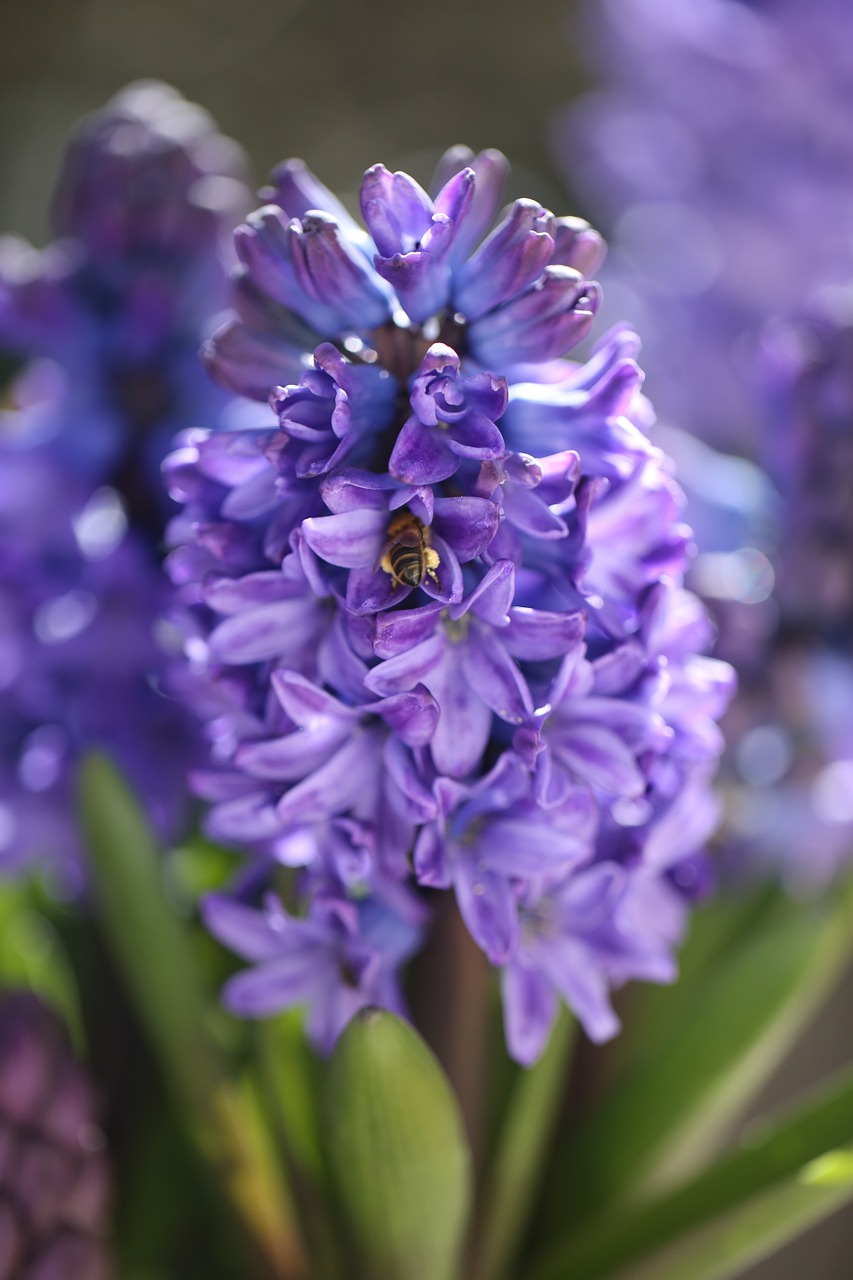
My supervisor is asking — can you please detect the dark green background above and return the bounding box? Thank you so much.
[0,0,590,244]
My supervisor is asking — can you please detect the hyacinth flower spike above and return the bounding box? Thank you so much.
[164,143,733,1068]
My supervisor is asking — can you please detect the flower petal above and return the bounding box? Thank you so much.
[302,508,386,567]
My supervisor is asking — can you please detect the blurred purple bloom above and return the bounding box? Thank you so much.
[0,450,200,892]
[560,0,853,455]
[0,81,249,490]
[0,83,246,886]
[0,991,112,1279]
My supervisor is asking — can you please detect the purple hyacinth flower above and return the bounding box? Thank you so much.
[271,342,397,479]
[452,199,557,321]
[468,267,602,366]
[0,446,201,888]
[550,216,607,276]
[536,642,674,805]
[166,143,735,1062]
[0,81,249,490]
[430,146,510,267]
[412,752,597,964]
[366,560,584,778]
[204,891,424,1054]
[360,163,464,323]
[234,205,393,338]
[503,325,657,480]
[302,468,500,615]
[503,862,684,1063]
[389,344,508,485]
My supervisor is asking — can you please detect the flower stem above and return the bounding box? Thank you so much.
[412,895,491,1166]
[470,1008,575,1280]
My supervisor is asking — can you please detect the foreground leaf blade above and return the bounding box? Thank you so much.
[530,1059,853,1280]
[607,1166,853,1280]
[472,1008,575,1280]
[78,752,304,1278]
[325,1007,473,1280]
[557,883,853,1224]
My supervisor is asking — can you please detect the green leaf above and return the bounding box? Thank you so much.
[261,1013,345,1280]
[554,882,853,1226]
[0,879,83,1047]
[471,1008,575,1280]
[602,1160,853,1280]
[612,888,780,1081]
[77,753,304,1279]
[529,1058,853,1280]
[78,755,219,1104]
[324,1007,473,1280]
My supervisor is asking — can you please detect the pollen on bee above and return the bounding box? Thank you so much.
[377,512,441,589]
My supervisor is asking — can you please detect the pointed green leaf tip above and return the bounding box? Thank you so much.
[324,1007,473,1280]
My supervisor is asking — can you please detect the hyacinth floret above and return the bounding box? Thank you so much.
[0,80,249,489]
[165,146,734,1063]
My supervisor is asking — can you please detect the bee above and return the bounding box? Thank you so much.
[378,511,441,589]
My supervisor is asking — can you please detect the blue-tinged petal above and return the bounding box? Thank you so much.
[550,722,646,796]
[276,733,380,823]
[388,415,458,485]
[463,627,533,725]
[203,318,308,400]
[319,468,399,513]
[267,157,365,240]
[453,857,518,965]
[373,602,444,659]
[364,634,445,697]
[501,962,558,1067]
[482,802,595,876]
[221,465,279,521]
[432,164,475,226]
[434,146,509,266]
[469,268,601,365]
[537,935,620,1043]
[370,688,440,747]
[503,607,586,660]
[206,793,285,842]
[591,640,647,694]
[208,596,326,664]
[383,738,438,824]
[413,825,451,888]
[236,720,350,781]
[460,559,515,626]
[222,953,330,1017]
[289,211,393,330]
[201,570,295,613]
[550,217,606,275]
[427,647,494,778]
[446,410,506,459]
[573,698,672,754]
[432,496,500,562]
[346,563,414,615]
[203,895,300,962]
[302,508,386,567]
[269,670,349,725]
[501,481,568,539]
[454,199,555,319]
[190,770,261,801]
